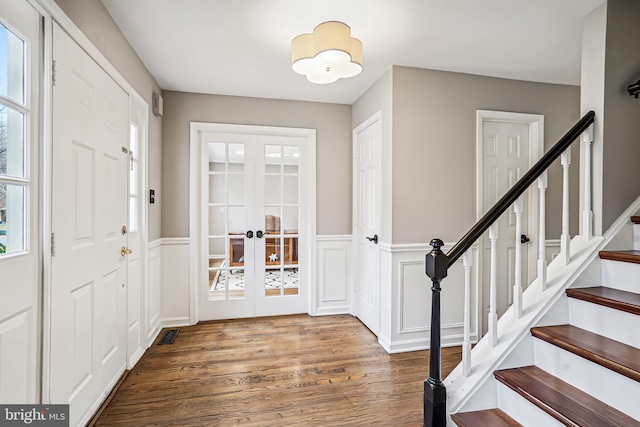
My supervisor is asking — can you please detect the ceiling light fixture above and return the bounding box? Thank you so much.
[291,21,363,84]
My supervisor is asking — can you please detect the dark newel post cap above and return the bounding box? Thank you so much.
[426,238,448,281]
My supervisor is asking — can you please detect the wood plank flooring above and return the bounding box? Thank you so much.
[93,314,462,427]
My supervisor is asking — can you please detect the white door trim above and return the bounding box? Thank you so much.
[189,122,317,323]
[476,110,544,289]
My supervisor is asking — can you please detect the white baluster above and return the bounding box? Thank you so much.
[561,149,571,265]
[582,126,594,240]
[488,223,498,347]
[538,171,548,290]
[462,250,472,377]
[513,197,523,318]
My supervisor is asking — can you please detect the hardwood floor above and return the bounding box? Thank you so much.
[94,314,462,426]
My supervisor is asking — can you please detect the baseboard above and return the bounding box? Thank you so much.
[160,317,191,328]
[312,306,352,316]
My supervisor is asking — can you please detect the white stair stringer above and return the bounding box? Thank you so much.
[445,194,640,421]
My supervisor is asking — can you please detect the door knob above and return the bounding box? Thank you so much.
[520,234,530,244]
[366,234,379,244]
[121,246,133,256]
[256,230,264,238]
[245,230,254,238]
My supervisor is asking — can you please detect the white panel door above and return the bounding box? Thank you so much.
[353,115,382,336]
[482,121,531,320]
[196,127,313,321]
[50,24,128,426]
[0,0,40,404]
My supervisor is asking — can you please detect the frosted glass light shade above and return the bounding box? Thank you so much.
[291,21,363,84]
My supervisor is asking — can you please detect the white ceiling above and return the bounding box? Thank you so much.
[100,0,605,105]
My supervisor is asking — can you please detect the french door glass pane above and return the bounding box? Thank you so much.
[0,104,25,178]
[0,183,24,254]
[207,141,247,301]
[0,24,25,105]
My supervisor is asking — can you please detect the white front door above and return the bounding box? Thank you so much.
[0,0,41,404]
[353,113,382,335]
[50,24,129,426]
[192,124,315,321]
[478,112,543,326]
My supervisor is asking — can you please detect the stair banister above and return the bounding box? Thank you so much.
[423,110,595,427]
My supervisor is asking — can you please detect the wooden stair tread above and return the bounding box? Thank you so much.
[494,366,640,427]
[451,409,521,426]
[531,325,640,383]
[566,286,640,316]
[631,216,640,224]
[599,250,640,264]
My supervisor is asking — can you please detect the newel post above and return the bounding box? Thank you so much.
[424,238,448,427]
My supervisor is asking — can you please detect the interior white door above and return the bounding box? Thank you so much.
[481,121,531,321]
[50,24,128,426]
[0,0,41,404]
[126,100,146,368]
[197,128,312,320]
[353,115,382,336]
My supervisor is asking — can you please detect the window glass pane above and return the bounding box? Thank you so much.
[0,183,25,254]
[0,24,25,105]
[228,143,244,172]
[208,205,225,236]
[208,142,226,172]
[129,196,139,232]
[265,175,281,205]
[227,174,244,205]
[209,174,225,204]
[129,159,138,195]
[283,146,299,174]
[283,176,298,204]
[0,104,25,178]
[227,206,244,234]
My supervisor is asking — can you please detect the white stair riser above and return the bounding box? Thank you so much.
[533,339,640,419]
[600,259,640,294]
[568,298,640,349]
[496,383,565,427]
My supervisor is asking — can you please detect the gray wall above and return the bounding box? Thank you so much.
[352,69,394,243]
[392,66,581,244]
[601,0,640,231]
[54,0,164,240]
[161,91,352,237]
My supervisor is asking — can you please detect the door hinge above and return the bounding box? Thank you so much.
[51,232,56,257]
[52,60,57,86]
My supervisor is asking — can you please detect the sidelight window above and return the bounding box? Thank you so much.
[0,23,28,255]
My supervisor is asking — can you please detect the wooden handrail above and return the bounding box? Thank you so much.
[423,110,595,427]
[446,110,595,266]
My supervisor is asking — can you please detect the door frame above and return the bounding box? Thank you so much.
[189,122,317,323]
[351,111,382,334]
[476,110,544,301]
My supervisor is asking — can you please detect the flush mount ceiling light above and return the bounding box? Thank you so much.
[291,21,363,84]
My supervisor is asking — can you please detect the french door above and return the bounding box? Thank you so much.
[192,124,315,321]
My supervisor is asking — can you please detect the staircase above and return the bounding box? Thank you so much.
[450,217,640,426]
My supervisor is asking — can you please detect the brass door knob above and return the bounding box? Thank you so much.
[121,246,133,257]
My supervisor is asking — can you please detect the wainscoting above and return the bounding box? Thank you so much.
[378,243,481,354]
[314,235,353,315]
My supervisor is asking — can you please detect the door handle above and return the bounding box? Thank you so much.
[256,230,264,238]
[121,246,133,257]
[366,234,379,244]
[245,230,254,238]
[521,234,530,244]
